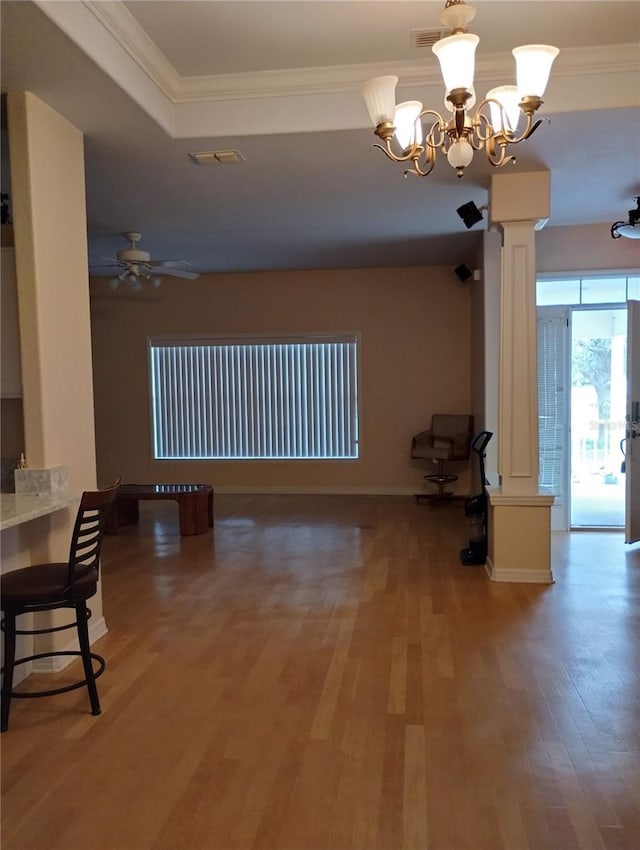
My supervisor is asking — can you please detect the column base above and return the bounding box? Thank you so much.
[486,487,555,583]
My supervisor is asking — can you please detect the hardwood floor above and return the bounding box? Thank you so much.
[2,495,639,850]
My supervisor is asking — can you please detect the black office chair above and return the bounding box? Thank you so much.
[411,414,474,503]
[1,479,120,731]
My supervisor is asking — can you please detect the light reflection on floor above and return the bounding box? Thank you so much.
[571,475,625,527]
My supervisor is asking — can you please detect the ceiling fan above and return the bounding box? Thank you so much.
[611,198,640,240]
[91,232,200,290]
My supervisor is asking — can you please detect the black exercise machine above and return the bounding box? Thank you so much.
[460,430,493,566]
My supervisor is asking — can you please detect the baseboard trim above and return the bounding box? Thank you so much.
[32,616,109,674]
[485,558,554,584]
[214,485,472,498]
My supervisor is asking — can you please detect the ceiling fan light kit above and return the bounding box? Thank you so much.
[611,198,640,240]
[92,231,200,290]
[361,0,559,179]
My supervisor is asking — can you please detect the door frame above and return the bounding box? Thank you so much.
[626,299,640,543]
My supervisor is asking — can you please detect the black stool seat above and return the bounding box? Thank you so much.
[1,480,120,732]
[1,563,96,607]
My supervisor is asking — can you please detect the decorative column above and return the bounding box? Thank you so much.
[7,91,104,662]
[486,171,554,583]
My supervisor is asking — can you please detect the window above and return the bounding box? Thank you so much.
[149,335,359,460]
[536,273,638,307]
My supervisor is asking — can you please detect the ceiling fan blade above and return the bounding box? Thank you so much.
[154,259,193,268]
[150,266,200,280]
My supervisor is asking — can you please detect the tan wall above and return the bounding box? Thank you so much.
[90,266,474,495]
[537,223,640,272]
[6,90,101,649]
[9,92,97,498]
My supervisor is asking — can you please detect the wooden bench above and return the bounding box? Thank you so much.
[105,484,214,536]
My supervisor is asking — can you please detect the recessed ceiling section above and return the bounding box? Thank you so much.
[122,1,640,77]
[22,1,640,142]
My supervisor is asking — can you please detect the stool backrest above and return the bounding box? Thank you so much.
[67,479,121,592]
[431,414,474,460]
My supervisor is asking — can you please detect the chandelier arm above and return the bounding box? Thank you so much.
[503,110,535,145]
[488,150,517,169]
[468,115,488,151]
[419,110,447,150]
[471,109,495,144]
[372,142,420,164]
[485,136,516,168]
[404,146,437,178]
[475,99,537,145]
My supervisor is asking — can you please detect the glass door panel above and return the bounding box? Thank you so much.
[570,308,626,527]
[537,308,569,530]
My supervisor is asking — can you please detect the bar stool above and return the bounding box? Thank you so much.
[411,414,474,503]
[1,479,120,732]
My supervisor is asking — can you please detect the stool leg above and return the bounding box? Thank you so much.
[1,612,17,732]
[75,602,101,716]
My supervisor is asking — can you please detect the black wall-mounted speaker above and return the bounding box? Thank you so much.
[456,201,485,229]
[454,264,473,282]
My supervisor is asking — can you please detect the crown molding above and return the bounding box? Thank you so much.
[36,1,640,140]
[79,1,640,105]
[84,0,181,98]
[174,43,640,104]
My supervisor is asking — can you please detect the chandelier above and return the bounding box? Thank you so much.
[361,0,559,178]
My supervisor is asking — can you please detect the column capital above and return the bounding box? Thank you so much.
[490,170,550,226]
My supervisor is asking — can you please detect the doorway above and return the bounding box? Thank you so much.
[537,273,639,531]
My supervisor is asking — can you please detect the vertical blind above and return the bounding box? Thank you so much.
[149,337,359,459]
[537,312,566,496]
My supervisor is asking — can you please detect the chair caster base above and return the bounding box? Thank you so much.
[415,493,454,505]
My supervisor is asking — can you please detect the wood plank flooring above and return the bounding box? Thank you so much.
[2,495,639,850]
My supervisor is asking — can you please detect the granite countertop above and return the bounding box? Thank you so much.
[0,490,79,531]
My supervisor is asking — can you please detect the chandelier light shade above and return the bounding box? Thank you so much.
[361,75,398,126]
[394,100,424,149]
[485,86,521,134]
[432,33,479,94]
[513,45,560,100]
[361,0,559,179]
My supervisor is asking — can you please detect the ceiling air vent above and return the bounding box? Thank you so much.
[411,27,444,49]
[188,150,246,165]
